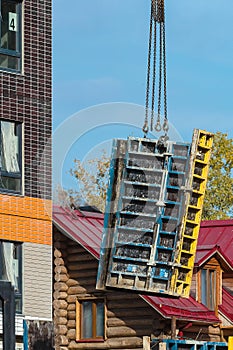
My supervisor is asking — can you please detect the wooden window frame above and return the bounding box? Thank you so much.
[76,297,106,342]
[197,262,222,314]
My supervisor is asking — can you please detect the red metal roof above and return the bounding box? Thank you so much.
[53,206,232,324]
[196,220,233,267]
[219,288,233,322]
[53,205,103,259]
[141,295,219,323]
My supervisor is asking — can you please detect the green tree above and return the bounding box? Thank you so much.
[203,132,233,220]
[68,152,110,213]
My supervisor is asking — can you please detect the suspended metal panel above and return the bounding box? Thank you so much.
[96,129,213,297]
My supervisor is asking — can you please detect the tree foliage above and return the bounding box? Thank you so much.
[202,132,233,220]
[68,152,110,212]
[55,132,233,219]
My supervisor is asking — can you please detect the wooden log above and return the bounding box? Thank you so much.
[107,317,152,328]
[208,325,221,334]
[54,242,69,250]
[67,239,81,247]
[171,316,176,339]
[109,336,143,348]
[107,308,154,318]
[67,303,76,311]
[68,269,97,279]
[68,341,108,349]
[66,279,79,287]
[67,320,76,328]
[53,299,68,310]
[68,261,98,271]
[57,335,69,346]
[107,293,142,301]
[68,337,143,349]
[67,311,76,320]
[107,326,149,338]
[54,232,68,242]
[55,343,68,350]
[68,286,88,295]
[68,276,96,287]
[67,295,79,304]
[54,325,68,336]
[209,335,221,342]
[53,291,68,300]
[107,299,149,310]
[67,253,95,263]
[55,266,68,274]
[54,248,62,258]
[67,328,76,341]
[54,309,68,318]
[55,317,67,326]
[54,282,69,292]
[184,325,220,335]
[66,246,85,254]
[54,257,65,266]
[55,273,69,283]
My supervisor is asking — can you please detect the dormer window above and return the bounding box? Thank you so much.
[201,269,217,310]
[198,260,222,313]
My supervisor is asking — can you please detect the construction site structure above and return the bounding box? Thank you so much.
[96,129,213,297]
[151,339,228,350]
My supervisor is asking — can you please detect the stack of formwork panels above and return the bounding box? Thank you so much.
[171,130,214,297]
[96,129,214,297]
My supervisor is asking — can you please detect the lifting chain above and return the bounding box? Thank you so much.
[143,0,169,138]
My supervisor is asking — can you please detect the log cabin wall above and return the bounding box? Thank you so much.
[180,325,222,343]
[222,274,233,291]
[53,228,170,350]
[190,267,198,299]
[53,228,224,349]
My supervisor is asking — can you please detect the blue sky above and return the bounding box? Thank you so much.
[53,0,233,189]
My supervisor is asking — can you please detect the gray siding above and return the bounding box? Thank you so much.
[23,242,52,319]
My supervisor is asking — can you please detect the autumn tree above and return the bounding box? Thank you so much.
[56,132,233,219]
[202,132,233,220]
[68,152,110,213]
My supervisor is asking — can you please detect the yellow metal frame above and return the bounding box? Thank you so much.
[171,129,214,297]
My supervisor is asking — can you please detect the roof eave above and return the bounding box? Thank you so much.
[195,248,233,271]
[140,296,219,324]
[53,219,99,259]
[218,309,233,325]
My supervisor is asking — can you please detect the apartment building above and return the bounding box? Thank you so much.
[0,0,52,348]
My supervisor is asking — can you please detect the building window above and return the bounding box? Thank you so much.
[76,298,105,341]
[0,0,22,72]
[200,268,217,311]
[0,120,22,194]
[0,240,22,313]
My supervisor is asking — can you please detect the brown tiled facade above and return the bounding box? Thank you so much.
[0,0,52,199]
[0,0,53,348]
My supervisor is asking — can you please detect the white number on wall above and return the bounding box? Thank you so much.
[9,12,17,32]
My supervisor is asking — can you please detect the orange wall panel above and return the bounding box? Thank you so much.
[0,194,52,245]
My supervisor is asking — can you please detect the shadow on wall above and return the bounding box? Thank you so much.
[27,320,54,350]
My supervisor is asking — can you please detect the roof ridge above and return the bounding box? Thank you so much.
[201,219,233,227]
